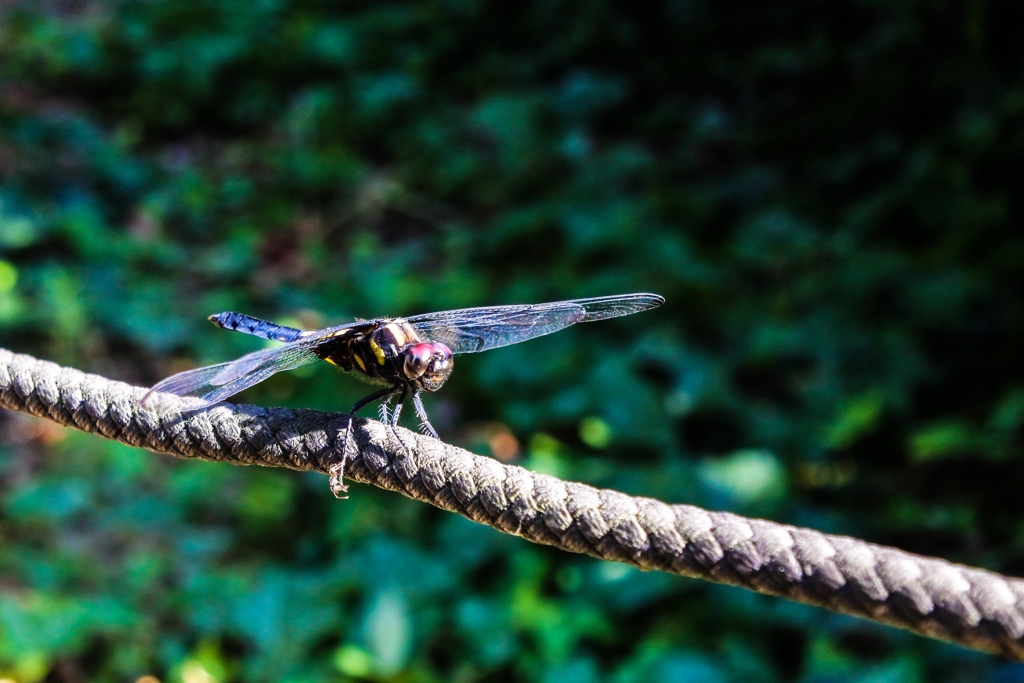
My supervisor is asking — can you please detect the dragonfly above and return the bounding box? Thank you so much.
[142,293,664,496]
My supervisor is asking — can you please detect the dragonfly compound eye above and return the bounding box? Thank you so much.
[418,342,454,391]
[427,342,453,374]
[403,343,436,379]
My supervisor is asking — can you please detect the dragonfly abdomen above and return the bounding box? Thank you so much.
[209,312,305,343]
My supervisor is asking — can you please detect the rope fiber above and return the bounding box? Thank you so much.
[2,347,1023,659]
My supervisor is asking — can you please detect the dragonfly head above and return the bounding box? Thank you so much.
[403,342,454,391]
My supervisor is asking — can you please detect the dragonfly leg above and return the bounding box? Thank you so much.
[389,386,408,426]
[333,385,401,498]
[384,386,416,457]
[411,390,439,438]
[378,394,394,423]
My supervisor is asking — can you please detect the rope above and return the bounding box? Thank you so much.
[2,347,1023,659]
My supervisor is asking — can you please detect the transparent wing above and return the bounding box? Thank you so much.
[141,318,372,406]
[141,344,324,406]
[405,293,664,354]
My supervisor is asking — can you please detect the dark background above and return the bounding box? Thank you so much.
[2,0,1024,680]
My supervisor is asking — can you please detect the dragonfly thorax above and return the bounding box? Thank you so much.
[326,320,454,392]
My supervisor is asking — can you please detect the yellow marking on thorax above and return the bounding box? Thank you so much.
[353,354,367,372]
[369,339,387,365]
[384,322,409,347]
[325,357,339,366]
[400,321,423,344]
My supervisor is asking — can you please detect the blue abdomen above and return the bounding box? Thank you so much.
[209,312,304,343]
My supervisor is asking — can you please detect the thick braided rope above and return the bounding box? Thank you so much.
[2,348,1023,658]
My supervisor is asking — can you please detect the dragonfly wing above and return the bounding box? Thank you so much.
[409,307,584,353]
[570,293,666,322]
[406,293,664,354]
[142,344,323,405]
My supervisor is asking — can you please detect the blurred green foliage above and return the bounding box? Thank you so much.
[1,0,1024,680]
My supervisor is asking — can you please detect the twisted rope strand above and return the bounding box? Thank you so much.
[2,347,1023,659]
